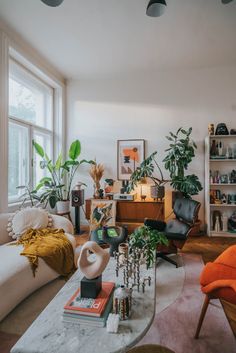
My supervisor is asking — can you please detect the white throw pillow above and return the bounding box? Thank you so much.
[7,208,53,239]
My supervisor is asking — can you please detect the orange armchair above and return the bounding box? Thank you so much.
[195,245,236,339]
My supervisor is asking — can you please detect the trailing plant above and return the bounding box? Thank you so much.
[32,139,94,208]
[127,151,169,193]
[163,127,203,198]
[129,225,168,269]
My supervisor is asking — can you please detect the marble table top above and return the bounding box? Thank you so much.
[11,257,156,353]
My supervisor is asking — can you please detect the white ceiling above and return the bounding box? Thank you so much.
[0,0,236,79]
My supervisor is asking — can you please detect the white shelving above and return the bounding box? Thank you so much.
[205,135,236,237]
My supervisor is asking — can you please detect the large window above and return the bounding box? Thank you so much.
[8,59,54,203]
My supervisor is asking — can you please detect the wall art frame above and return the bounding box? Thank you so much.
[117,139,145,180]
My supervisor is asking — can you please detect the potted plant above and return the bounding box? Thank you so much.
[127,151,169,200]
[129,225,168,269]
[32,139,94,212]
[163,127,203,202]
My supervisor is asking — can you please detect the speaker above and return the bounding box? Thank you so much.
[71,189,84,207]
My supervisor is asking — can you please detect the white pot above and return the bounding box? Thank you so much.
[56,200,70,214]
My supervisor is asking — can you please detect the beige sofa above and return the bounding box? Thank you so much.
[0,213,76,322]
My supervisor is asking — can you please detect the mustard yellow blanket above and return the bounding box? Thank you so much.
[11,228,76,277]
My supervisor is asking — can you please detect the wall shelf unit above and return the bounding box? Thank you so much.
[205,135,236,237]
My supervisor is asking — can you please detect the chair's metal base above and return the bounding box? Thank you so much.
[156,252,178,268]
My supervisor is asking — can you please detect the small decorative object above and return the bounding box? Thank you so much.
[212,210,222,231]
[118,243,129,265]
[90,200,116,231]
[234,144,236,159]
[77,241,110,298]
[89,162,105,199]
[230,170,236,183]
[218,141,224,156]
[221,193,227,204]
[117,139,145,180]
[222,213,228,232]
[215,216,221,232]
[208,124,215,135]
[104,179,114,196]
[230,129,236,135]
[113,285,132,320]
[106,313,120,333]
[102,226,128,256]
[228,212,236,232]
[215,123,229,135]
[210,140,217,157]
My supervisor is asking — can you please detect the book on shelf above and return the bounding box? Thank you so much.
[63,293,114,327]
[64,281,115,317]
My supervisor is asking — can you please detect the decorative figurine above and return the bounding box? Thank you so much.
[208,124,214,135]
[77,241,110,298]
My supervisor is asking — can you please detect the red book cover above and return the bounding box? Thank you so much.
[64,282,115,317]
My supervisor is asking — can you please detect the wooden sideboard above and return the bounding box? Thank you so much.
[85,199,164,232]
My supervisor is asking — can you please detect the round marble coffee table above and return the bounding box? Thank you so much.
[11,257,156,353]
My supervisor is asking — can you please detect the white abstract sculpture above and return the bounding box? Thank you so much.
[77,241,110,280]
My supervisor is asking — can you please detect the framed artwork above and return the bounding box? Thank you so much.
[90,200,116,231]
[117,139,145,180]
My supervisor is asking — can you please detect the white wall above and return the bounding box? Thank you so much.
[67,66,236,226]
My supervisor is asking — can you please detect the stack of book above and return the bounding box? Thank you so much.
[63,281,115,327]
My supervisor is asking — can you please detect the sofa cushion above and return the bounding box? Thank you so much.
[7,208,53,239]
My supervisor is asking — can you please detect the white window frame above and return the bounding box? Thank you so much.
[8,58,55,205]
[8,115,54,204]
[0,27,65,213]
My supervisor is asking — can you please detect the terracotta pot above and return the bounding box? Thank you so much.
[56,200,70,214]
[150,185,165,200]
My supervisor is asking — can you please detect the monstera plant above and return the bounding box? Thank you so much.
[163,127,203,198]
[127,151,169,199]
[32,139,94,211]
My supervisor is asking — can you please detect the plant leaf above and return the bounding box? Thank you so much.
[69,140,81,160]
[33,140,45,158]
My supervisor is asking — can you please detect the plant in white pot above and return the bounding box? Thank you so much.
[32,140,94,212]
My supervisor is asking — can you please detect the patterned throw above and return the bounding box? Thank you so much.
[11,228,76,277]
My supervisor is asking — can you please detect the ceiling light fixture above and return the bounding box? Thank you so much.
[146,0,167,17]
[221,0,234,3]
[41,0,64,7]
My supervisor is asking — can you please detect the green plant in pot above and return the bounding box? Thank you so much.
[32,140,94,212]
[127,151,169,200]
[163,127,203,199]
[129,225,168,269]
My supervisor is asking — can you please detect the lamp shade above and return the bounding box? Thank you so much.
[222,0,234,3]
[41,0,64,7]
[146,0,167,17]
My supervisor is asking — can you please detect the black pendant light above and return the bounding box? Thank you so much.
[146,0,167,17]
[41,0,64,7]
[222,0,234,3]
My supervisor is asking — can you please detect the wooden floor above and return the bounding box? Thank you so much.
[75,228,236,337]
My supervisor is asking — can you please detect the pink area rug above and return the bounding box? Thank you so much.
[138,253,236,353]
